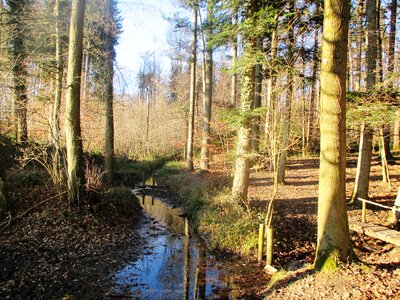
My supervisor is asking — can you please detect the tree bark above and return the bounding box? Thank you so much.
[7,0,28,144]
[251,37,263,153]
[200,0,213,170]
[351,123,373,202]
[52,0,62,147]
[65,0,86,204]
[277,0,295,185]
[231,0,257,203]
[366,0,378,87]
[314,0,354,271]
[352,0,378,202]
[355,0,364,92]
[186,2,198,171]
[230,2,238,107]
[388,0,397,86]
[104,0,115,183]
[306,28,319,153]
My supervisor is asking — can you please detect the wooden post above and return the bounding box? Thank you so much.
[362,200,366,223]
[258,224,265,262]
[266,226,274,265]
[185,218,190,236]
[142,195,145,205]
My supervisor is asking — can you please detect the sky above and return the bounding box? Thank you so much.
[115,0,185,95]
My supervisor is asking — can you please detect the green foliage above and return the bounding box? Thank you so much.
[107,186,141,216]
[154,161,182,182]
[346,91,398,127]
[199,197,261,255]
[0,135,17,175]
[157,166,260,256]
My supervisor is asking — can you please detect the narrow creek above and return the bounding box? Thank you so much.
[110,186,237,299]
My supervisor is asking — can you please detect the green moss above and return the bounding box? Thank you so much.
[314,249,340,272]
[269,270,289,287]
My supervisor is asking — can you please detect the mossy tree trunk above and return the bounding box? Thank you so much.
[104,0,115,183]
[7,0,29,144]
[186,2,198,171]
[231,0,257,203]
[314,0,354,271]
[65,0,86,205]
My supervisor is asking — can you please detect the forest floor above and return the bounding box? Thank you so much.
[240,154,400,299]
[0,153,399,299]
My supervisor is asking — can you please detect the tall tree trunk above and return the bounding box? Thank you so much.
[65,0,86,204]
[314,0,354,271]
[52,0,62,147]
[352,0,378,202]
[376,0,383,84]
[7,0,28,144]
[388,0,398,152]
[230,2,238,107]
[394,118,400,149]
[277,1,294,185]
[200,1,213,170]
[265,21,277,168]
[104,0,115,182]
[366,0,378,88]
[351,123,373,202]
[186,2,198,171]
[251,37,263,153]
[306,28,319,153]
[355,0,364,91]
[388,0,397,86]
[231,0,257,203]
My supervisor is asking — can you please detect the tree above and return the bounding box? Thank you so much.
[200,0,214,170]
[6,0,29,144]
[186,1,198,171]
[104,0,119,183]
[351,0,378,202]
[230,0,238,107]
[65,0,86,204]
[231,0,258,203]
[314,0,354,271]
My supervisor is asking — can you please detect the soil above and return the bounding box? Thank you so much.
[0,153,399,299]
[244,154,400,299]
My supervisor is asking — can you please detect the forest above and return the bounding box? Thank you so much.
[0,0,399,298]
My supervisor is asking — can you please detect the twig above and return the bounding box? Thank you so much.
[0,191,67,232]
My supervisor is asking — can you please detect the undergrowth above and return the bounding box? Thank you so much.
[156,162,262,257]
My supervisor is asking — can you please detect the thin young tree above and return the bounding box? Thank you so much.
[314,0,354,271]
[186,0,198,171]
[65,0,86,204]
[200,0,214,170]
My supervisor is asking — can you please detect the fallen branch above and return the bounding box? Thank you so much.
[0,191,67,232]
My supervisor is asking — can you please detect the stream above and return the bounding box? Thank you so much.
[110,186,237,299]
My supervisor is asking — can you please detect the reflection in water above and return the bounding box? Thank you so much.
[112,192,235,299]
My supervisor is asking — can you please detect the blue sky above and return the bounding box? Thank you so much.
[115,0,185,94]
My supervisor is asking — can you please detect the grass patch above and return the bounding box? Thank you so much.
[156,163,262,257]
[114,156,168,186]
